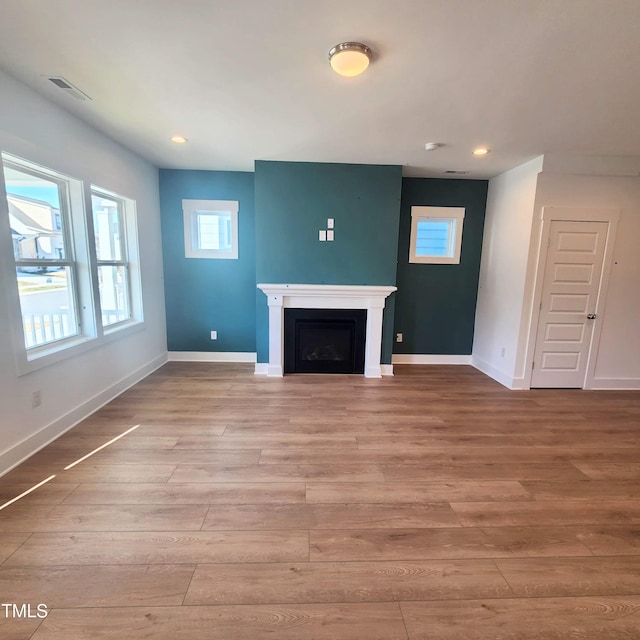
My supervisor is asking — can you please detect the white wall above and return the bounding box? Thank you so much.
[0,69,167,476]
[472,156,543,388]
[522,171,640,389]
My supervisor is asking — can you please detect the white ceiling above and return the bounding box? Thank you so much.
[1,0,640,179]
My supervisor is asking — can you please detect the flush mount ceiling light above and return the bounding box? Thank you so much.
[170,135,188,144]
[424,142,442,151]
[472,147,490,156]
[328,42,372,77]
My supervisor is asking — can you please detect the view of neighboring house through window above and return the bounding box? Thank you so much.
[2,159,79,348]
[91,190,131,327]
[197,210,233,252]
[415,219,452,257]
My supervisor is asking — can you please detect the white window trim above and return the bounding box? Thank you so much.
[182,199,238,260]
[409,206,465,265]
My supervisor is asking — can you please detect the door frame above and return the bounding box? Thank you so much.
[524,207,620,389]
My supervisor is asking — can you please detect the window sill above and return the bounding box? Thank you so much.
[16,319,145,377]
[409,256,462,265]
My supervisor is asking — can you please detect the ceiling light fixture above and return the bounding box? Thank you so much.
[171,135,188,144]
[328,42,372,77]
[424,142,441,151]
[472,147,490,156]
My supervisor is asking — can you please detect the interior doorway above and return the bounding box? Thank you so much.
[529,208,619,389]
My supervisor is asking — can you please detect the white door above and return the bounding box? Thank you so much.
[531,220,608,388]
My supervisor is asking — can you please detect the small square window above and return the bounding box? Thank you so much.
[183,199,238,259]
[409,206,465,264]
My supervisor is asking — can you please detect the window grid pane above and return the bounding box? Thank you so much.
[197,212,220,250]
[98,264,130,326]
[4,166,68,262]
[92,193,124,261]
[415,219,454,257]
[196,211,232,251]
[16,266,78,348]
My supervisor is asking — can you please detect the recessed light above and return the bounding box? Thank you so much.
[472,147,490,156]
[171,135,188,144]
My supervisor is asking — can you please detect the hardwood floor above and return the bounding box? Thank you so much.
[0,363,638,639]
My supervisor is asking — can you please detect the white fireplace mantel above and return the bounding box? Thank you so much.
[256,283,397,378]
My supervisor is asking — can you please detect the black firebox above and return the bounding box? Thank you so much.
[284,308,367,374]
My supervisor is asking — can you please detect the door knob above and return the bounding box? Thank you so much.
[587,313,597,320]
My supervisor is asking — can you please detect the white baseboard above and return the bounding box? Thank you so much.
[168,351,257,363]
[510,377,528,390]
[392,354,472,365]
[471,355,524,390]
[255,363,394,376]
[0,353,167,479]
[590,378,640,390]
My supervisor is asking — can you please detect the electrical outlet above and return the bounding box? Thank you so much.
[396,333,403,343]
[32,390,41,408]
[210,331,217,340]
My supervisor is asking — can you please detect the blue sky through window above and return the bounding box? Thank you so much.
[6,185,60,208]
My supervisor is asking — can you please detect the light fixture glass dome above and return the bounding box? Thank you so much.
[328,42,372,77]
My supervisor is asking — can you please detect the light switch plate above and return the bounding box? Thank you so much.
[327,230,334,241]
[327,218,334,229]
[319,230,327,241]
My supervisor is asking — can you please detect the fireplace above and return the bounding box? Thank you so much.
[256,284,397,378]
[284,308,366,374]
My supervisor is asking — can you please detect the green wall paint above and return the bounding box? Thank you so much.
[159,169,256,353]
[254,161,403,364]
[394,177,488,355]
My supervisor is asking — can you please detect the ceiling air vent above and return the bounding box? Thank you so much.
[443,170,469,175]
[46,76,91,101]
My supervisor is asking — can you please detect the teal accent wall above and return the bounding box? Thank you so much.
[394,177,488,355]
[158,167,487,362]
[159,169,256,353]
[254,161,403,364]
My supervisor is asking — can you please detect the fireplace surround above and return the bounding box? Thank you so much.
[256,284,397,378]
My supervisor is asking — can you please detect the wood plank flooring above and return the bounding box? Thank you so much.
[0,362,638,639]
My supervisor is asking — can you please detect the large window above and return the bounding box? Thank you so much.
[1,153,143,372]
[2,157,80,349]
[91,190,131,327]
[409,206,465,264]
